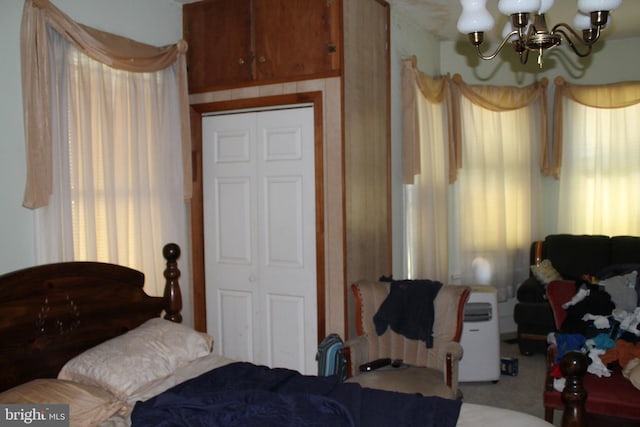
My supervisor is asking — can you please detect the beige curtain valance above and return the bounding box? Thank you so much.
[402,58,551,185]
[411,59,448,104]
[21,0,192,208]
[402,57,453,184]
[552,77,640,178]
[449,74,550,177]
[554,76,640,109]
[450,74,549,111]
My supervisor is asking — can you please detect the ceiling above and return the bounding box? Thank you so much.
[387,0,640,43]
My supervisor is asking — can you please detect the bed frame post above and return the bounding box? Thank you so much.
[560,351,588,427]
[163,243,183,323]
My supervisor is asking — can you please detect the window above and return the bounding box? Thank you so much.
[402,61,546,299]
[450,96,541,298]
[34,26,187,296]
[557,100,640,235]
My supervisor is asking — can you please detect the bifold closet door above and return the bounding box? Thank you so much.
[202,107,318,374]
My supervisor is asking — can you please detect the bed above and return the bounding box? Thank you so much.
[0,243,555,427]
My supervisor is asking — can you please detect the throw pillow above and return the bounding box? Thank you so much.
[599,270,638,312]
[531,259,562,285]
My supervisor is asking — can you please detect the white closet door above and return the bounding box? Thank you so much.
[202,107,317,374]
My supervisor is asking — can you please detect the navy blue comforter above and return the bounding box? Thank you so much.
[131,362,461,427]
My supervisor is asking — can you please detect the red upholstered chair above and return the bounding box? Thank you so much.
[543,280,640,427]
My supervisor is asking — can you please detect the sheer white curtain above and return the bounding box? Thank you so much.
[450,95,542,300]
[402,61,546,297]
[557,99,640,235]
[404,80,450,281]
[35,26,188,296]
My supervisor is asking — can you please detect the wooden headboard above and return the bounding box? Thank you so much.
[0,243,183,392]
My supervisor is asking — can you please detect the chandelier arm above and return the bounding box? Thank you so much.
[552,22,600,44]
[474,30,520,61]
[553,26,595,58]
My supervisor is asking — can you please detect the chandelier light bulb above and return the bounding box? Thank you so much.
[457,0,495,34]
[498,0,541,15]
[538,0,555,14]
[577,0,622,14]
[573,12,593,30]
[502,21,516,39]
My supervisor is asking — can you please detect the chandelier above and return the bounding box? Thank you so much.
[456,0,622,68]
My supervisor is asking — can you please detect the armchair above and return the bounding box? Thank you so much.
[344,280,471,400]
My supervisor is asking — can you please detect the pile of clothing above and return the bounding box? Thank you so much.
[548,273,640,391]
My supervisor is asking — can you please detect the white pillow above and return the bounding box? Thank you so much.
[58,318,213,400]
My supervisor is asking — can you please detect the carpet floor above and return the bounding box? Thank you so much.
[459,338,562,426]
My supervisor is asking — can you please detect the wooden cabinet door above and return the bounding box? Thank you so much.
[253,0,341,81]
[183,0,253,92]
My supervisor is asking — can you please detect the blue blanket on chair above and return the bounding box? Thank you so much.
[131,362,461,427]
[373,279,443,347]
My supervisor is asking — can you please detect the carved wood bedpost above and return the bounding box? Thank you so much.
[163,243,183,323]
[560,351,589,427]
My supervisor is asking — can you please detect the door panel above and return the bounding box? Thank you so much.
[267,294,305,370]
[203,107,317,374]
[264,177,303,267]
[218,290,253,361]
[215,178,251,263]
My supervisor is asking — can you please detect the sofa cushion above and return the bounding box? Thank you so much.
[516,277,547,303]
[545,234,611,280]
[513,302,555,328]
[610,236,640,265]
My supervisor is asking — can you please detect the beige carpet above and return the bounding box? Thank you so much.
[459,338,562,426]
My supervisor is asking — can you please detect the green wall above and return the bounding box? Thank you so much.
[0,1,33,275]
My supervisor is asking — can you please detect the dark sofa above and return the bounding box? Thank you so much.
[513,234,640,355]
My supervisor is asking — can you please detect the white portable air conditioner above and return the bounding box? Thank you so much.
[459,286,500,382]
